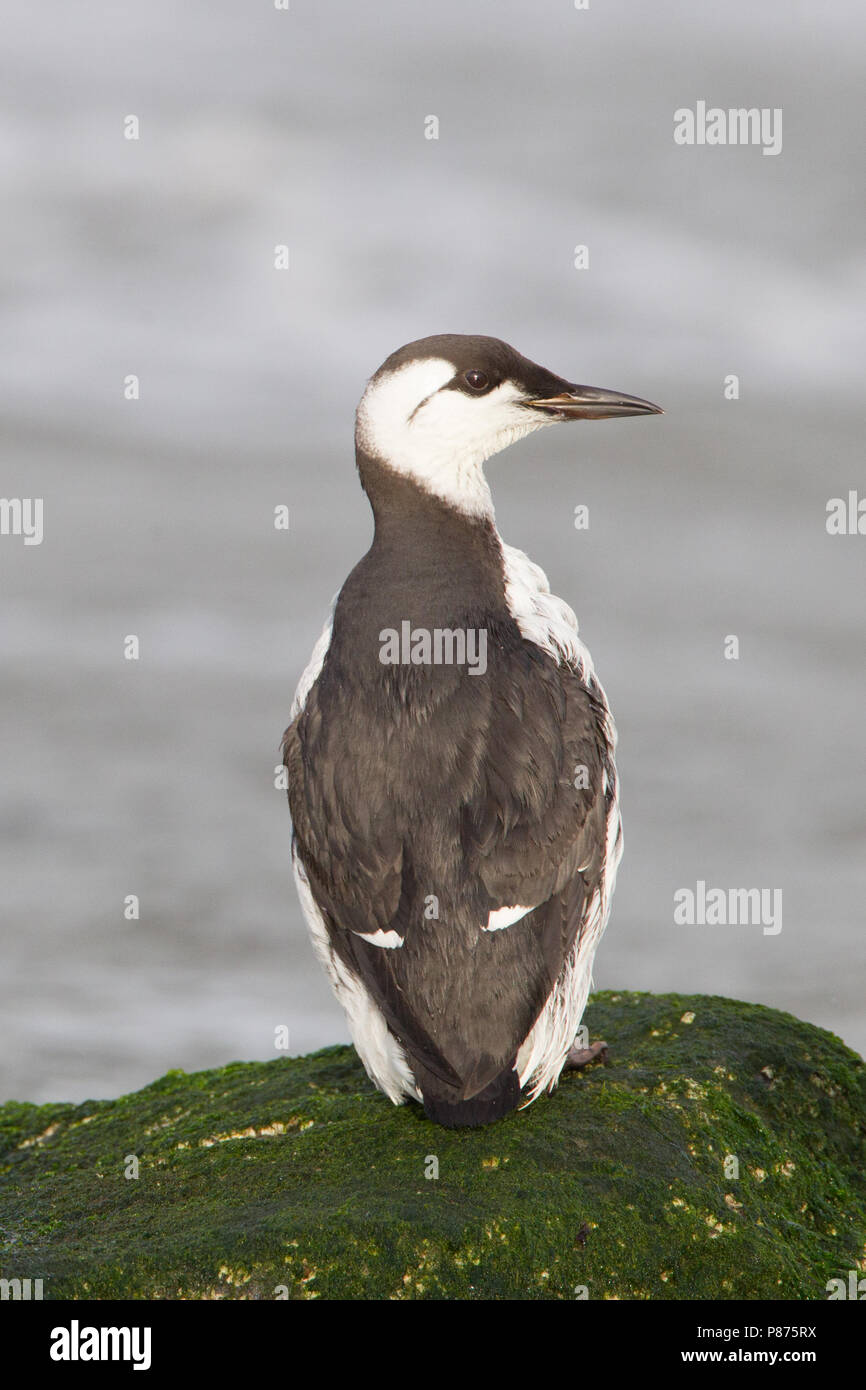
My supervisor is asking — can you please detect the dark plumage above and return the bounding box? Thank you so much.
[282,335,661,1126]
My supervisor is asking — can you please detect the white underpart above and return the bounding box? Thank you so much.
[516,775,623,1103]
[485,904,533,931]
[356,358,554,519]
[290,599,336,720]
[292,847,420,1104]
[290,611,416,1101]
[500,540,597,682]
[500,539,623,1101]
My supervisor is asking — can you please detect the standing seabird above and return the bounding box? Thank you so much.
[282,335,662,1127]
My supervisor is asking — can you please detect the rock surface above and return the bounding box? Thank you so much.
[1,991,864,1300]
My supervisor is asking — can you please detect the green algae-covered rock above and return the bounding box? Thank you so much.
[1,992,864,1300]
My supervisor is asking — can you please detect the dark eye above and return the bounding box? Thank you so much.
[464,370,490,391]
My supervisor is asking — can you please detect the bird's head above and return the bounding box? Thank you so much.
[355,333,662,519]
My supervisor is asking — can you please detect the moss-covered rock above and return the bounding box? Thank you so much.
[1,992,864,1300]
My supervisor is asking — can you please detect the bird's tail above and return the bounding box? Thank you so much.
[419,1064,520,1129]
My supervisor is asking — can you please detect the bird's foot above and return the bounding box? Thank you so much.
[565,1040,609,1070]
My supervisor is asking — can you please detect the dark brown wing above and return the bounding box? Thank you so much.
[284,625,610,1100]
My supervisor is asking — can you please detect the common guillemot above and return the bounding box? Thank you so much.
[282,335,662,1127]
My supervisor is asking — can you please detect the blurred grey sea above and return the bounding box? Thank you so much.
[1,0,864,1102]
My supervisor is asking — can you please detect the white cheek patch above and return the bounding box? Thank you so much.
[356,357,457,467]
[411,378,535,457]
[356,361,553,518]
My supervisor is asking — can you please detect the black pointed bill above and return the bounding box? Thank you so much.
[528,385,664,420]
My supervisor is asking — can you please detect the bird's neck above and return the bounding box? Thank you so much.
[356,446,505,601]
[356,437,495,523]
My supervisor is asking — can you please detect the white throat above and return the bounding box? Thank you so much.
[355,357,552,519]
